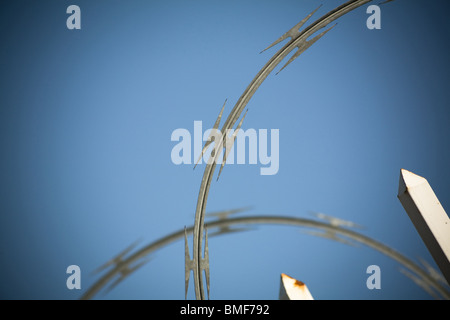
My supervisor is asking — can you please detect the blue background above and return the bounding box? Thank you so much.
[0,0,449,299]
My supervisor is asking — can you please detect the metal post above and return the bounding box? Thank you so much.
[279,273,314,300]
[397,169,450,285]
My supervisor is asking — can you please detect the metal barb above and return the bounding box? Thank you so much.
[206,206,252,220]
[310,211,365,229]
[276,23,337,75]
[194,99,227,169]
[217,109,248,181]
[185,226,210,300]
[399,268,441,300]
[184,227,193,299]
[105,258,150,293]
[418,257,448,286]
[301,229,358,247]
[260,5,323,54]
[92,239,141,275]
[206,207,254,236]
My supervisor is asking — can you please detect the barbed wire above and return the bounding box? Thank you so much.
[81,212,450,300]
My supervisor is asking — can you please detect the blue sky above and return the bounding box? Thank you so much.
[1,0,449,300]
